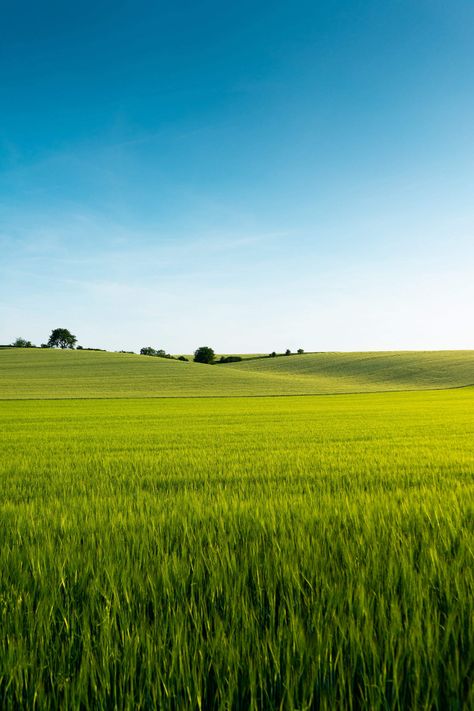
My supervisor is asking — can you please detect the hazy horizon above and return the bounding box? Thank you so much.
[2,1,474,352]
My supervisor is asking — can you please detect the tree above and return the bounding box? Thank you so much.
[297,348,304,354]
[140,347,156,356]
[47,328,77,349]
[140,347,174,358]
[285,349,291,356]
[193,346,215,364]
[269,351,277,358]
[12,337,34,348]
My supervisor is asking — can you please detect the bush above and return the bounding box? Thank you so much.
[178,356,188,362]
[140,347,175,359]
[12,337,35,348]
[194,346,215,364]
[218,356,243,364]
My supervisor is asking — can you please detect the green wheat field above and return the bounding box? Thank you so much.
[1,348,473,709]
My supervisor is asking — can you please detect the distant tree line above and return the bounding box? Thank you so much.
[7,329,306,363]
[11,329,78,349]
[140,347,188,361]
[12,337,35,348]
[9,328,104,351]
[191,347,305,364]
[268,348,304,358]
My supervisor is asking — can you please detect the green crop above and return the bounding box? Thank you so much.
[1,348,474,399]
[1,389,473,709]
[224,349,474,389]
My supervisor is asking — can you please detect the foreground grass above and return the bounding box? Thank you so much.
[1,348,474,399]
[1,390,473,709]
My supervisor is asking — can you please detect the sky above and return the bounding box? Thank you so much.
[1,0,474,352]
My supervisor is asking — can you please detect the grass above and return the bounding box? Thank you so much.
[1,389,473,709]
[223,349,474,389]
[1,348,474,399]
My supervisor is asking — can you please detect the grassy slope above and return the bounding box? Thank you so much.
[1,348,474,399]
[222,350,474,390]
[0,349,281,399]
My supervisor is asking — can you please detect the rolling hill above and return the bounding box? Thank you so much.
[221,350,474,390]
[1,348,474,399]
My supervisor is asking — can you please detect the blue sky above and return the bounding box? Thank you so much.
[1,0,473,352]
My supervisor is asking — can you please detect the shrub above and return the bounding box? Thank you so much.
[12,337,35,348]
[194,346,215,364]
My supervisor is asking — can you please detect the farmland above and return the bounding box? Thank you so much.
[1,347,474,399]
[1,350,473,709]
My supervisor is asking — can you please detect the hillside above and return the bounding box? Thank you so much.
[1,348,474,399]
[221,350,474,390]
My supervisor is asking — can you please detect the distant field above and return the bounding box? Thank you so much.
[1,389,473,708]
[1,348,474,399]
[222,348,474,387]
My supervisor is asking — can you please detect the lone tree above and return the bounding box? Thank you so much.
[193,346,215,364]
[297,348,304,354]
[47,328,77,349]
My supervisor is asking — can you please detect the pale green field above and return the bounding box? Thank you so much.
[224,349,474,387]
[1,387,473,709]
[1,348,474,399]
